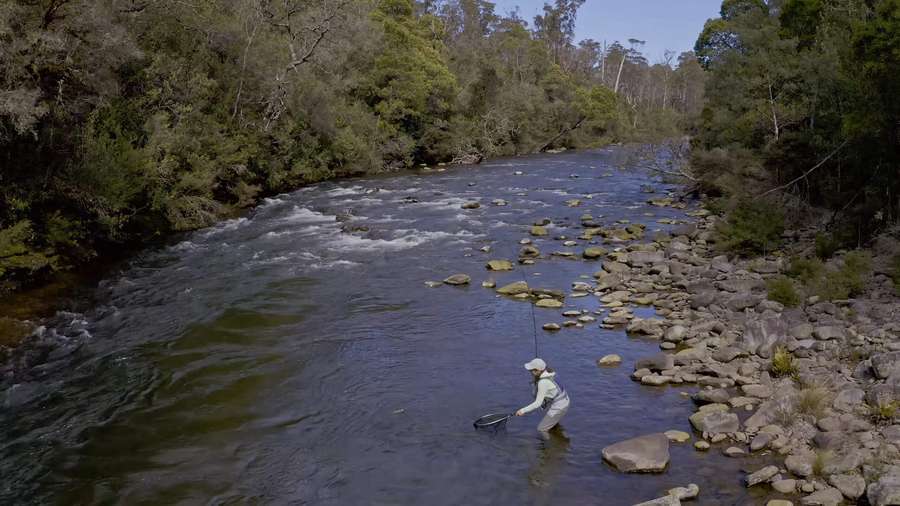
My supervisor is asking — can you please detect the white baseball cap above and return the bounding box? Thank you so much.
[524,358,547,371]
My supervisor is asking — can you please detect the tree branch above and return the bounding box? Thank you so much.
[757,139,849,198]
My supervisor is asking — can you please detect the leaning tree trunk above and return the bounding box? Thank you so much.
[537,117,586,153]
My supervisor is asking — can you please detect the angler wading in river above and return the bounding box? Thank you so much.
[516,358,570,438]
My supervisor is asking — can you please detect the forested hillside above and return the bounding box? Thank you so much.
[0,0,704,293]
[691,0,899,251]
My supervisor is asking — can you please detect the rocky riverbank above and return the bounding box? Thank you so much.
[444,195,900,506]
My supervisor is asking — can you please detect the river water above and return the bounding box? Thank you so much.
[1,148,773,505]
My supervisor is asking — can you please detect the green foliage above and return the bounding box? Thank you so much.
[787,256,825,284]
[788,251,871,301]
[695,0,900,241]
[0,221,56,280]
[714,200,784,255]
[771,346,798,377]
[767,276,801,307]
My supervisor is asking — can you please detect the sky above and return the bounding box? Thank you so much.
[491,0,723,62]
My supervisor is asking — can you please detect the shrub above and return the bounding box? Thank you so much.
[796,386,830,419]
[814,251,872,300]
[715,200,785,255]
[787,256,825,284]
[870,400,898,423]
[815,232,840,259]
[771,346,798,377]
[767,277,802,307]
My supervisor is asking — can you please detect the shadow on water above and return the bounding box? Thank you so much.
[2,148,779,505]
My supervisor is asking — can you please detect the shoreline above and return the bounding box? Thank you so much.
[591,200,900,505]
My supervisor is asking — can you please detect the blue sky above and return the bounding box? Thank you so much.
[491,0,723,62]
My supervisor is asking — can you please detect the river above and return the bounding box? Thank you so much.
[0,148,772,505]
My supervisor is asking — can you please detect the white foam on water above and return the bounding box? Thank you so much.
[307,259,361,270]
[326,185,365,197]
[200,217,248,238]
[282,206,336,224]
[330,197,385,206]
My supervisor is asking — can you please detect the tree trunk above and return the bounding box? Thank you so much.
[614,52,626,94]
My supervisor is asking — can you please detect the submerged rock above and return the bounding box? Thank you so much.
[486,260,513,271]
[598,354,622,366]
[496,281,529,295]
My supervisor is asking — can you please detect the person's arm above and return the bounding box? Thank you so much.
[516,380,549,416]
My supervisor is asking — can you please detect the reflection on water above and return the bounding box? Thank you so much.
[2,149,774,505]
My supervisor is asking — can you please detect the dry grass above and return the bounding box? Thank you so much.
[796,386,830,419]
[771,346,798,377]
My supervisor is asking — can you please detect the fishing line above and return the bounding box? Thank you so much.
[507,240,539,358]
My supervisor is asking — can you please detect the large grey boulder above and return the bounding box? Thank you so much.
[827,473,866,500]
[833,387,866,413]
[635,353,675,372]
[868,471,900,506]
[800,487,843,506]
[628,251,665,266]
[689,405,740,434]
[602,433,670,473]
[739,317,787,358]
[813,326,846,341]
[872,352,900,379]
[727,294,763,312]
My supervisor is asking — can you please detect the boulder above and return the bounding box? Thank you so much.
[833,387,865,413]
[747,465,780,486]
[583,247,607,259]
[633,495,680,506]
[520,245,541,258]
[461,201,480,209]
[443,274,471,285]
[635,353,675,372]
[871,351,900,379]
[496,281,529,295]
[598,354,622,366]
[603,261,631,274]
[739,318,787,358]
[664,325,687,343]
[785,451,815,477]
[543,323,561,331]
[693,388,731,405]
[627,319,664,338]
[486,260,513,271]
[727,294,762,312]
[629,251,665,266]
[799,487,843,506]
[813,326,845,341]
[535,299,563,309]
[664,430,691,443]
[827,473,865,500]
[530,225,548,236]
[868,471,900,506]
[668,484,700,501]
[601,433,670,473]
[689,407,740,434]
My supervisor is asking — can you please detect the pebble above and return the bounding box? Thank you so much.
[694,441,710,451]
[542,323,560,331]
[664,430,691,443]
[723,446,746,457]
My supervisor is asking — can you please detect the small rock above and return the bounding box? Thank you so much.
[767,501,794,506]
[723,446,746,457]
[486,260,513,271]
[461,201,480,209]
[785,452,815,477]
[543,323,561,331]
[694,440,710,451]
[530,225,548,236]
[668,483,700,500]
[496,281,529,295]
[583,247,607,259]
[481,279,496,288]
[772,479,797,493]
[664,430,691,443]
[750,432,774,452]
[535,299,563,309]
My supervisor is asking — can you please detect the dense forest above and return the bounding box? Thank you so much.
[0,0,705,293]
[691,0,899,253]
